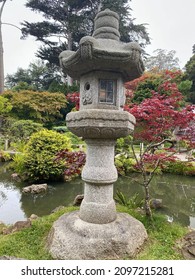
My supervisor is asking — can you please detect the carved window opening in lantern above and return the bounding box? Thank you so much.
[99,79,116,104]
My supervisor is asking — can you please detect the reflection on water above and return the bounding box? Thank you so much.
[115,174,195,228]
[0,181,26,224]
[21,180,84,218]
[0,163,195,227]
[0,163,84,224]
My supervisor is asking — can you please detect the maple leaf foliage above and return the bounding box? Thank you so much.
[124,71,195,144]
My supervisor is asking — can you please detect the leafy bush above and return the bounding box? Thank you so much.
[116,135,133,154]
[8,120,43,142]
[115,154,137,175]
[52,126,68,133]
[55,149,86,181]
[163,160,195,176]
[53,126,84,145]
[0,96,12,114]
[0,151,11,162]
[3,90,67,126]
[115,190,144,209]
[12,153,26,175]
[131,76,161,104]
[13,129,72,182]
[115,150,195,177]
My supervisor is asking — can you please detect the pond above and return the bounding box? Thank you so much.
[0,163,195,228]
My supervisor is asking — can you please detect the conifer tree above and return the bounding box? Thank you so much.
[21,0,150,66]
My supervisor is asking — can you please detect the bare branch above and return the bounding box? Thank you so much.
[2,22,21,31]
[0,0,7,19]
[145,138,176,153]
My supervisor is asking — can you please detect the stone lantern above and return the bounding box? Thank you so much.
[48,9,147,260]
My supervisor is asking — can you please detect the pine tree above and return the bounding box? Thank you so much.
[21,0,150,67]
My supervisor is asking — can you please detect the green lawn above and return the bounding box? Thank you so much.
[0,205,188,260]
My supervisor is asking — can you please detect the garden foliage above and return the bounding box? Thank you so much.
[125,70,195,144]
[8,120,43,142]
[0,96,12,114]
[3,90,67,126]
[55,149,86,181]
[13,129,72,182]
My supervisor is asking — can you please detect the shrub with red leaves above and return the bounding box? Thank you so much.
[55,149,86,180]
[67,92,80,111]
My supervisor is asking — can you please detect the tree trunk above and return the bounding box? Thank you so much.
[0,21,4,94]
[143,178,152,218]
[0,0,7,94]
[67,31,73,86]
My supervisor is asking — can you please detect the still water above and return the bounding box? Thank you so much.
[0,163,195,228]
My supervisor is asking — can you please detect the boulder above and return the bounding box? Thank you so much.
[2,219,31,235]
[22,183,48,194]
[180,230,195,260]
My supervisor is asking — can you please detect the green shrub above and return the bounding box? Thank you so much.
[0,151,11,162]
[12,153,26,174]
[9,120,43,142]
[52,126,68,133]
[0,96,12,114]
[10,141,26,153]
[116,136,133,154]
[64,131,84,146]
[52,126,84,147]
[13,129,72,182]
[115,154,137,175]
[115,190,144,209]
[163,160,195,176]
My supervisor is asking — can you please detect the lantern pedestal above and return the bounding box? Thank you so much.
[48,211,147,260]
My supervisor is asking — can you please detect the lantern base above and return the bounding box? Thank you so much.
[47,211,147,260]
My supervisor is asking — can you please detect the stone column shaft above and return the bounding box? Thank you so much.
[79,139,117,224]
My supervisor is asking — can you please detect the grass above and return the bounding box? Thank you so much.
[0,206,78,260]
[136,214,187,260]
[0,205,188,260]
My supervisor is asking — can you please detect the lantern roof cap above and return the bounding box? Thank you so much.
[59,9,144,82]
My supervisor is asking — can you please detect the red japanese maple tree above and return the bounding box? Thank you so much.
[124,71,195,145]
[124,70,195,217]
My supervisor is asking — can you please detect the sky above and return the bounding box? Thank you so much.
[2,0,195,76]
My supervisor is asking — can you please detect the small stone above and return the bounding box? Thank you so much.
[11,173,21,182]
[150,199,163,209]
[51,206,65,213]
[73,194,84,206]
[29,214,39,221]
